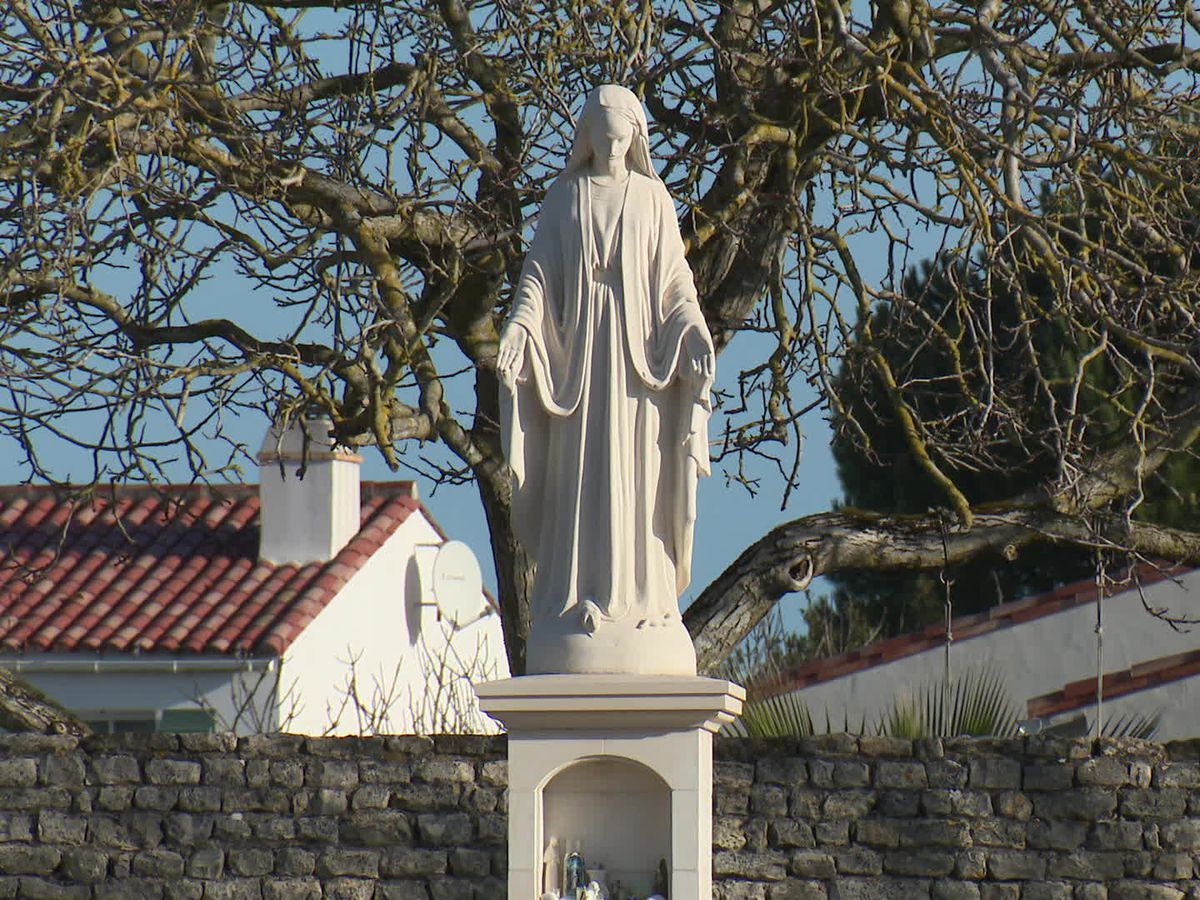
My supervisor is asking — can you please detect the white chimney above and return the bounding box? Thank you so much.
[258,415,361,564]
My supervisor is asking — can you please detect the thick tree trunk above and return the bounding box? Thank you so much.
[0,667,90,736]
[474,459,533,676]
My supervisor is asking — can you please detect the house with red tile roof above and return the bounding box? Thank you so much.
[0,417,507,735]
[766,566,1200,738]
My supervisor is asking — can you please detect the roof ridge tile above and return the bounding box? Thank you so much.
[1028,647,1200,717]
[227,494,418,654]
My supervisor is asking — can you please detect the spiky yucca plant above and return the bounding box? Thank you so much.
[727,664,1161,740]
[1100,710,1161,740]
[881,665,1019,739]
[730,693,818,738]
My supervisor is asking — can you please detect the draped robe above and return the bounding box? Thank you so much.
[500,170,713,627]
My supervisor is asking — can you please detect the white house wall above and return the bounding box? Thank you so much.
[280,511,508,736]
[790,570,1200,738]
[1095,672,1200,739]
[2,656,280,734]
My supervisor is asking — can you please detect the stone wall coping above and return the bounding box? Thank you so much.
[3,731,1199,758]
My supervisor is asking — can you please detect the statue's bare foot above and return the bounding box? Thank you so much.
[580,599,602,635]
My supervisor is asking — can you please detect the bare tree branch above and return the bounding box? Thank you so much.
[0,0,1197,685]
[687,508,1200,675]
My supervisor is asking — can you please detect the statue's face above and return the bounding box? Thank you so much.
[587,106,636,164]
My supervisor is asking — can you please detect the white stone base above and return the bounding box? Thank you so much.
[526,611,698,676]
[476,674,744,900]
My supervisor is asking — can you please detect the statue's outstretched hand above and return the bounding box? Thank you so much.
[497,324,528,385]
[685,328,714,383]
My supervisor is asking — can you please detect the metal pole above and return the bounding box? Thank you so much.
[1094,552,1105,741]
[939,513,954,732]
[943,574,954,711]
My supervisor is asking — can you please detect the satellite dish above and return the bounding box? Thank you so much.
[430,540,483,623]
[407,540,484,642]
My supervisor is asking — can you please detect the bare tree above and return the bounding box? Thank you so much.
[191,664,300,735]
[403,625,502,735]
[2,0,1199,688]
[322,629,499,736]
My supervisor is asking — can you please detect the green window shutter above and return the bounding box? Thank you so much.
[159,708,216,733]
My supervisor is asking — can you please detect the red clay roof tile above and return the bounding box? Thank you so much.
[1027,648,1200,717]
[0,482,419,656]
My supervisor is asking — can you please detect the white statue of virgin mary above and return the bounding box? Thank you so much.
[497,85,715,676]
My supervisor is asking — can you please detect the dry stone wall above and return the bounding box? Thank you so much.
[0,732,509,900]
[714,733,1200,900]
[0,731,1197,898]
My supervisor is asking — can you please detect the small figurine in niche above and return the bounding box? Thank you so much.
[562,840,587,897]
[589,863,608,895]
[543,836,561,896]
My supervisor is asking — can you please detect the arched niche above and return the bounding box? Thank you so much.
[541,755,671,896]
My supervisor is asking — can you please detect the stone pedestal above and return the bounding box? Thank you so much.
[476,674,744,899]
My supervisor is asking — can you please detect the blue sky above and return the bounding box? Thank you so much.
[0,279,854,641]
[0,3,934,640]
[0,298,844,637]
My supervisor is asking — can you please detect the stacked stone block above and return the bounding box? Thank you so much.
[713,733,1200,899]
[0,732,508,899]
[0,732,1197,897]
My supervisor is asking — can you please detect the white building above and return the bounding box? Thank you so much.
[0,417,508,735]
[771,567,1200,739]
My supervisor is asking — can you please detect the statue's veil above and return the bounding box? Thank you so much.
[562,85,659,182]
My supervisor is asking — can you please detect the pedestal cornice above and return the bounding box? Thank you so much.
[475,673,745,733]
